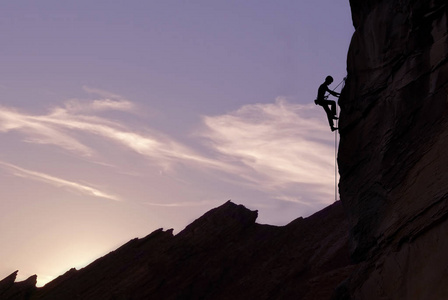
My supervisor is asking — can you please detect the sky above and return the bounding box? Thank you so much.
[0,1,353,286]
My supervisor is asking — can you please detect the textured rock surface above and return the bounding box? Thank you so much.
[337,0,448,299]
[2,201,350,300]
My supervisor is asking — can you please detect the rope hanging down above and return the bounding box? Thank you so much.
[315,76,346,202]
[330,77,345,202]
[335,103,338,202]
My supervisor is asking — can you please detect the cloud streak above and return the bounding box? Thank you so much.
[62,99,135,114]
[0,107,95,156]
[144,200,216,207]
[0,161,119,201]
[0,97,231,172]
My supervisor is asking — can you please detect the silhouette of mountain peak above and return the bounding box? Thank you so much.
[177,200,258,240]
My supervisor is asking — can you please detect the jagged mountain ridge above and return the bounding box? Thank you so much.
[2,201,351,300]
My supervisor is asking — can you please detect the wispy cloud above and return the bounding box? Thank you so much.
[0,90,336,207]
[199,97,336,202]
[82,86,127,100]
[61,99,135,114]
[62,86,136,114]
[0,107,95,156]
[144,200,216,207]
[0,92,230,171]
[274,195,313,205]
[0,161,119,201]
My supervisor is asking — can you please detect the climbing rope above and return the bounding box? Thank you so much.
[335,104,338,202]
[333,77,346,91]
[329,77,346,202]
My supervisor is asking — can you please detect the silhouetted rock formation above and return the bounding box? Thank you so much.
[2,201,350,300]
[337,0,448,299]
[0,271,36,300]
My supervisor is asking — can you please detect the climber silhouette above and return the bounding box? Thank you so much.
[315,76,340,131]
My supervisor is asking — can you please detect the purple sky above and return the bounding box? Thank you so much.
[0,1,353,286]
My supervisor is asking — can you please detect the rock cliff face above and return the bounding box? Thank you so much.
[337,0,448,299]
[4,201,351,300]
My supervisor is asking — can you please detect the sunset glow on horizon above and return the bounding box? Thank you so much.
[0,1,353,286]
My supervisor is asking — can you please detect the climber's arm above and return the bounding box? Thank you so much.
[327,87,340,98]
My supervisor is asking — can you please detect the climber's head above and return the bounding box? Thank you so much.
[325,76,334,84]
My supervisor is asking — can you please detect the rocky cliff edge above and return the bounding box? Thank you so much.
[337,0,448,299]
